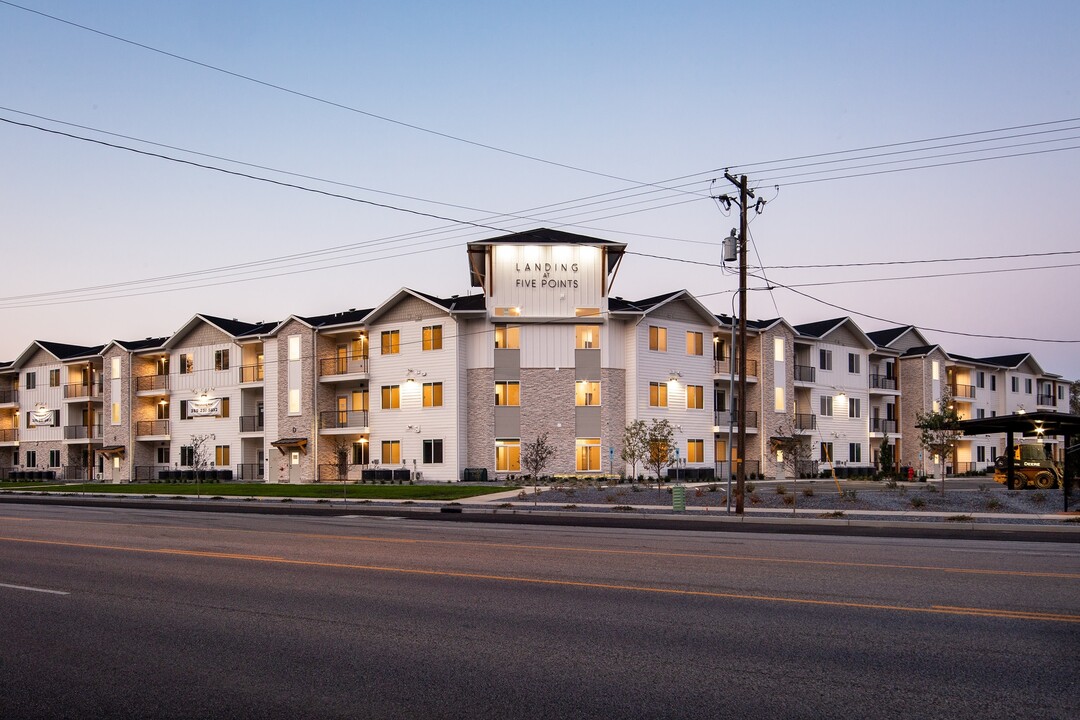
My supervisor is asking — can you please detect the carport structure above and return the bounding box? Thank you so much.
[957,411,1080,512]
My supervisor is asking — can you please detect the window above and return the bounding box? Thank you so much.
[49,369,60,387]
[495,381,520,406]
[423,439,444,464]
[774,386,785,412]
[687,439,704,463]
[179,400,188,419]
[686,331,704,356]
[351,336,367,358]
[576,326,600,349]
[990,375,996,391]
[423,382,443,408]
[990,447,998,462]
[422,325,443,351]
[381,330,400,355]
[352,441,370,466]
[494,307,522,317]
[576,381,600,406]
[25,450,36,468]
[111,403,121,425]
[494,325,520,349]
[214,350,230,371]
[219,397,230,418]
[649,326,667,352]
[977,371,985,388]
[352,390,369,411]
[977,408,986,419]
[848,353,860,374]
[820,442,833,463]
[686,385,704,409]
[820,395,833,417]
[156,447,169,464]
[714,337,728,362]
[819,350,832,371]
[215,445,230,466]
[288,388,301,414]
[1011,376,1019,392]
[180,446,194,467]
[180,354,193,374]
[381,385,401,409]
[849,443,861,463]
[932,361,940,381]
[575,307,600,318]
[649,381,668,407]
[25,372,36,389]
[1024,378,1032,394]
[715,390,727,412]
[48,450,60,468]
[774,338,784,362]
[715,438,728,462]
[381,440,401,465]
[576,438,601,471]
[288,336,301,361]
[1060,386,1066,400]
[977,446,986,463]
[496,439,520,471]
[848,398,861,418]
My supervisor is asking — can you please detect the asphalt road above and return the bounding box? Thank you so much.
[1,505,1077,719]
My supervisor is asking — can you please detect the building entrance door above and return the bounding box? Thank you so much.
[289,451,301,483]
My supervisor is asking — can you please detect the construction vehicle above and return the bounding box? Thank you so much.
[993,443,1063,489]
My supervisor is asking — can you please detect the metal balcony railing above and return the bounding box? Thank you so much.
[239,365,265,383]
[713,410,758,428]
[134,465,172,481]
[319,356,369,377]
[135,374,169,392]
[135,420,170,437]
[794,413,816,431]
[794,365,815,382]
[236,463,265,480]
[870,418,898,433]
[0,428,17,442]
[869,374,897,390]
[1037,393,1056,406]
[63,382,102,399]
[949,383,976,399]
[320,410,369,429]
[239,415,264,432]
[63,424,102,440]
[0,389,17,404]
[714,460,762,480]
[713,358,758,376]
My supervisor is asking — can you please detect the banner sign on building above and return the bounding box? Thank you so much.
[30,406,57,426]
[188,396,221,418]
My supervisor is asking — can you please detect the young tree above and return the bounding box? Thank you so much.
[325,435,352,481]
[189,433,213,472]
[770,420,813,480]
[878,433,895,478]
[521,433,556,505]
[621,420,648,480]
[642,419,675,492]
[915,391,962,495]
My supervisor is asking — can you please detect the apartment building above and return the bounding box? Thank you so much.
[0,229,1071,482]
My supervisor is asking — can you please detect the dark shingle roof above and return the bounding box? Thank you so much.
[866,326,913,347]
[37,341,104,360]
[608,290,683,312]
[301,308,372,328]
[116,337,170,351]
[793,318,847,338]
[976,353,1031,368]
[199,314,262,337]
[468,228,626,246]
[715,314,780,331]
[901,344,940,357]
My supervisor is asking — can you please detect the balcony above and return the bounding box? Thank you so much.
[869,374,897,391]
[794,413,816,431]
[0,389,17,405]
[713,358,758,378]
[63,382,102,400]
[870,418,898,434]
[0,428,17,444]
[239,365,265,384]
[714,460,761,480]
[135,374,169,393]
[236,463,265,481]
[794,365,815,383]
[239,415,264,433]
[319,410,369,431]
[949,383,976,400]
[135,419,170,438]
[63,424,103,440]
[133,465,171,481]
[713,410,758,429]
[1037,393,1056,407]
[319,356,369,379]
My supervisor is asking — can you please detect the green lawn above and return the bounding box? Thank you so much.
[5,482,512,501]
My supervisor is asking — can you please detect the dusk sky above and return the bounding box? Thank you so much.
[2,1,1077,379]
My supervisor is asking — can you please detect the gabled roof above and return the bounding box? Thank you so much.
[793,317,875,349]
[900,344,945,358]
[362,288,454,327]
[715,314,787,332]
[606,289,718,327]
[299,307,373,329]
[866,326,912,347]
[976,353,1033,369]
[99,337,171,355]
[10,340,104,368]
[466,228,626,288]
[164,314,274,349]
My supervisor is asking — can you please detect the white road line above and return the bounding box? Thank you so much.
[0,582,70,595]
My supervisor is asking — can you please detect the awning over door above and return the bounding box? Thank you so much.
[271,438,308,455]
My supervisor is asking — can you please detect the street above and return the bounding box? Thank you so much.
[1,505,1077,719]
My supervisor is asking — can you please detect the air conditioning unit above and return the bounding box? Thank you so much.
[94,472,103,481]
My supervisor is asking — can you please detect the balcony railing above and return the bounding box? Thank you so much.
[713,410,758,428]
[135,374,169,392]
[0,428,17,442]
[135,419,170,437]
[63,424,103,440]
[239,415,264,433]
[317,463,362,481]
[63,382,102,399]
[1037,393,1056,406]
[134,465,172,481]
[794,413,816,431]
[320,410,369,430]
[714,460,762,480]
[870,418,898,434]
[869,374,897,391]
[0,389,17,404]
[239,365,265,384]
[713,358,758,376]
[236,463,265,481]
[949,383,976,399]
[794,365,815,382]
[319,356,369,377]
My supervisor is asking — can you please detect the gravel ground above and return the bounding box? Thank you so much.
[527,481,1080,523]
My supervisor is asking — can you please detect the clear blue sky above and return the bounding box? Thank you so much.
[2,1,1078,379]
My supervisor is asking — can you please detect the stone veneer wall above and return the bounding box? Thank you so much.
[273,320,318,482]
[101,346,132,481]
[466,368,494,474]
[600,368,627,476]
[898,356,930,470]
[520,368,578,475]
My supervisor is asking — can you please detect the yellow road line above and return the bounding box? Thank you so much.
[2,535,1078,624]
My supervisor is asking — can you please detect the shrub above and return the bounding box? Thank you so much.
[497,502,514,509]
[775,484,788,495]
[841,489,858,502]
[884,478,898,489]
[977,484,987,492]
[630,485,642,492]
[782,494,795,506]
[946,515,974,522]
[745,481,755,493]
[910,496,926,509]
[802,485,815,497]
[707,484,719,492]
[819,510,845,518]
[985,497,1002,510]
[749,492,762,504]
[926,484,938,493]
[563,504,577,509]
[695,488,705,498]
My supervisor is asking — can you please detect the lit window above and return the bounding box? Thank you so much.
[288,336,301,361]
[215,349,230,371]
[496,439,520,471]
[351,336,367,358]
[423,382,443,408]
[381,385,401,409]
[494,307,522,317]
[575,308,600,318]
[495,325,520,349]
[576,381,600,406]
[288,388,301,414]
[649,381,668,407]
[215,445,230,466]
[381,440,401,465]
[381,330,400,355]
[774,386,785,412]
[352,390,368,411]
[495,381,520,406]
[576,326,600,349]
[111,403,121,425]
[180,354,193,374]
[687,332,704,356]
[649,326,667,352]
[422,326,443,351]
[932,360,940,381]
[774,338,785,362]
[111,357,121,380]
[576,438,601,471]
[686,385,704,409]
[687,439,704,463]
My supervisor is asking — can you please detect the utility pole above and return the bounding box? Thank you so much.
[724,173,754,514]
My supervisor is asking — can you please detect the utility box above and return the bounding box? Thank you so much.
[672,485,686,512]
